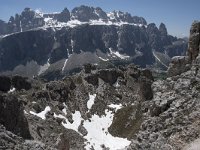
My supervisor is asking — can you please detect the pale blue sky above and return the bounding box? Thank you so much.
[0,0,199,37]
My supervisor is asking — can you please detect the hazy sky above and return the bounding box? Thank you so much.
[0,0,199,37]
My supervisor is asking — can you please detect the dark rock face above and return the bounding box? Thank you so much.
[0,29,54,71]
[12,75,32,91]
[0,24,169,75]
[0,94,31,139]
[147,23,162,51]
[0,76,11,92]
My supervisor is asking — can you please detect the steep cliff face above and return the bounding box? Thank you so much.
[0,24,186,79]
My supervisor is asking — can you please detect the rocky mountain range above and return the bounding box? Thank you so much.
[0,20,199,150]
[0,6,187,80]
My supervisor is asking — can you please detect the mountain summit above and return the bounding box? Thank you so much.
[0,6,187,80]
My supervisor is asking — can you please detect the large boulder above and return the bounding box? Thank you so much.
[108,105,143,139]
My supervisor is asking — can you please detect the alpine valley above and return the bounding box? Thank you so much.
[0,5,200,150]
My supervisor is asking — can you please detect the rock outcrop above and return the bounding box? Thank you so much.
[188,21,200,62]
[168,21,200,76]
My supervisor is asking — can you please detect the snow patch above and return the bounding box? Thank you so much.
[99,57,109,61]
[42,17,145,29]
[62,59,68,72]
[113,80,120,88]
[8,87,16,93]
[107,12,115,20]
[66,20,86,28]
[153,51,168,68]
[87,94,96,110]
[62,103,68,115]
[61,108,130,150]
[24,110,28,115]
[84,110,130,150]
[109,104,123,111]
[62,111,82,132]
[30,106,51,120]
[109,48,130,59]
[35,9,44,18]
[54,113,66,119]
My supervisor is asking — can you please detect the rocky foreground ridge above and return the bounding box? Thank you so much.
[0,6,187,78]
[0,21,199,150]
